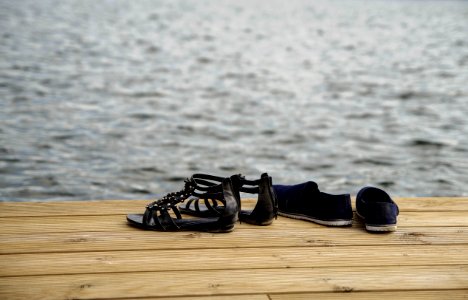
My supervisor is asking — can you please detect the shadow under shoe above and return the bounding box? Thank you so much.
[274,181,353,226]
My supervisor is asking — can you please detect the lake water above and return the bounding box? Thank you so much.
[1,0,468,201]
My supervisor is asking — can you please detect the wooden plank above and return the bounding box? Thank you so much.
[269,290,468,300]
[1,197,467,218]
[146,296,270,300]
[1,226,467,255]
[394,211,468,227]
[1,211,467,236]
[1,266,467,300]
[136,292,468,300]
[1,244,467,277]
[140,292,468,300]
[0,199,150,218]
[382,197,468,212]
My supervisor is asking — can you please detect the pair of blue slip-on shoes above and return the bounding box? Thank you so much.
[273,183,399,232]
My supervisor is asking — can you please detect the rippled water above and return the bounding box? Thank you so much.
[1,0,468,201]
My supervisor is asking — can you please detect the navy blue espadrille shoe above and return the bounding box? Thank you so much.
[356,186,399,232]
[273,182,353,226]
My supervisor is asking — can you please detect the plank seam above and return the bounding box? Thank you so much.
[2,225,468,235]
[11,288,466,300]
[2,263,468,278]
[0,242,468,255]
[266,287,468,296]
[2,209,468,218]
[1,242,468,255]
[2,242,468,255]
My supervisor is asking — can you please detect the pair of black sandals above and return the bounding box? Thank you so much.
[126,173,277,233]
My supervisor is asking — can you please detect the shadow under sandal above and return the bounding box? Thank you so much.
[274,181,353,226]
[356,186,399,232]
[178,173,277,226]
[126,177,238,233]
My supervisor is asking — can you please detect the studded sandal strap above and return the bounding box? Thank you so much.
[142,176,229,230]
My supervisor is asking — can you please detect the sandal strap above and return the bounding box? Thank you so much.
[203,198,223,215]
[192,174,226,186]
[192,173,262,193]
[192,190,224,199]
[182,197,222,216]
[186,173,278,221]
[142,176,227,230]
[143,205,180,230]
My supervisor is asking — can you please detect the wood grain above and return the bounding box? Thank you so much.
[269,290,468,300]
[1,197,467,218]
[1,226,466,255]
[1,198,467,299]
[1,210,467,236]
[1,266,467,300]
[1,244,467,277]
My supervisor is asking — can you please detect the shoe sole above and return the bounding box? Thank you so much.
[355,211,397,232]
[365,224,397,232]
[278,211,352,226]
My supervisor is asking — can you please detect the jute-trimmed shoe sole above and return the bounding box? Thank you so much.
[278,211,353,226]
[355,211,397,232]
[365,224,397,232]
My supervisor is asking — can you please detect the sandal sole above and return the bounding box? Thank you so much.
[126,214,235,233]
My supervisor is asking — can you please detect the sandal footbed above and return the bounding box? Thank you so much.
[126,214,234,232]
[179,204,254,218]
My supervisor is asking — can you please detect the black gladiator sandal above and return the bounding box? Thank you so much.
[126,177,238,232]
[179,173,277,226]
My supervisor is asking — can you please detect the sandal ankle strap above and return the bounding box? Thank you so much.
[192,173,271,194]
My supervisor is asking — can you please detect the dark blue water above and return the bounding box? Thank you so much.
[1,0,468,201]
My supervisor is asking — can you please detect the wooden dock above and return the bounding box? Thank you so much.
[0,197,467,299]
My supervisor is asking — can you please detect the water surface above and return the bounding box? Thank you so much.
[1,0,468,201]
